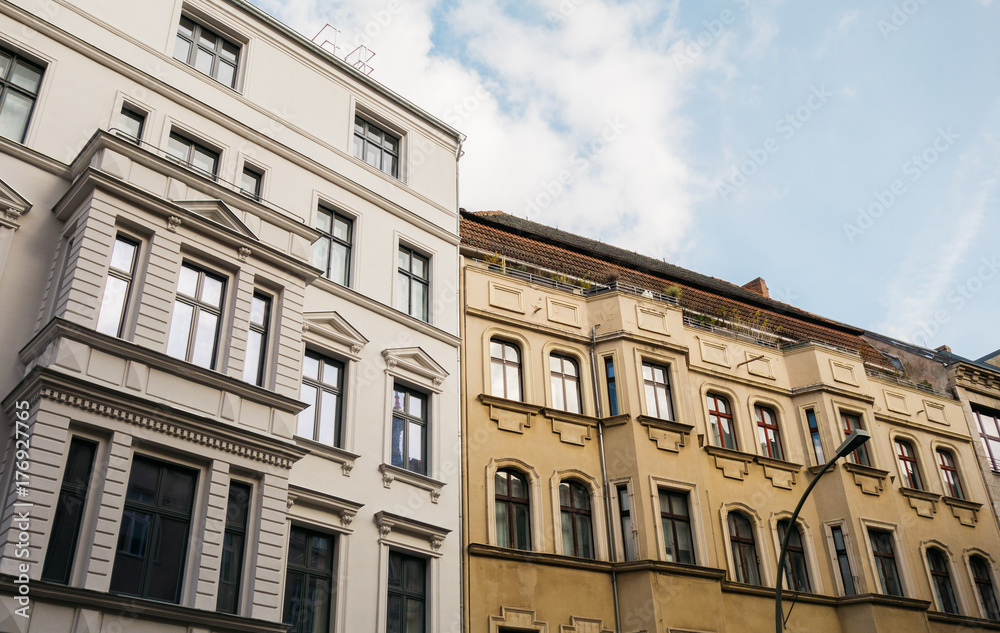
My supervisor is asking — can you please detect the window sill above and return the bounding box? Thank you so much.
[379,463,444,503]
[941,495,982,511]
[478,393,542,415]
[703,445,756,463]
[898,487,941,502]
[637,415,694,435]
[841,462,890,479]
[293,436,359,476]
[540,407,600,426]
[754,454,802,472]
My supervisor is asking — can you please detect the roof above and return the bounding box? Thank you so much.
[460,210,895,368]
[865,331,1000,375]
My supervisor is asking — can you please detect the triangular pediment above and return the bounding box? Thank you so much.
[382,346,449,390]
[174,199,257,240]
[0,178,31,218]
[302,311,368,356]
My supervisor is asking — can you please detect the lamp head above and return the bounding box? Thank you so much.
[834,429,871,461]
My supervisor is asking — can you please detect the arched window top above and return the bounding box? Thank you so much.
[549,353,582,414]
[927,547,959,614]
[708,393,737,450]
[936,448,964,499]
[490,338,522,401]
[777,518,811,592]
[495,468,530,550]
[727,511,761,585]
[755,404,784,460]
[495,468,529,501]
[707,392,731,414]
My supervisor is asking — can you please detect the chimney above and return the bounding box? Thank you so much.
[742,277,770,299]
[935,345,952,354]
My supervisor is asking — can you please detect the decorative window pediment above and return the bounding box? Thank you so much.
[0,177,30,224]
[374,510,450,556]
[303,311,369,358]
[382,346,449,392]
[174,199,257,240]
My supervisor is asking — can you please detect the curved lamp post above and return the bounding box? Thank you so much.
[775,429,871,632]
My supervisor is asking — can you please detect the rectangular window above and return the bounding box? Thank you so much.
[659,489,693,564]
[166,262,226,369]
[0,46,44,143]
[386,551,426,633]
[617,484,635,561]
[217,481,251,614]
[869,529,903,597]
[298,351,345,446]
[110,456,197,603]
[353,115,399,178]
[642,362,673,420]
[397,246,429,321]
[806,409,825,464]
[282,526,334,633]
[391,385,427,475]
[96,235,139,337]
[895,438,923,489]
[243,292,271,386]
[830,525,856,595]
[313,207,353,286]
[841,413,871,466]
[549,354,582,414]
[117,105,145,143]
[174,16,240,88]
[41,438,98,584]
[490,339,522,401]
[604,357,619,416]
[166,131,220,178]
[974,407,1000,472]
[240,165,262,200]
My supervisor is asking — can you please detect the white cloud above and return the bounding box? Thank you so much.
[837,8,860,34]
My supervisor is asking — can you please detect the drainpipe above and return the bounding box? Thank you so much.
[590,325,623,633]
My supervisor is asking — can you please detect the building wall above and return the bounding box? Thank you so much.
[0,0,462,631]
[461,256,1000,633]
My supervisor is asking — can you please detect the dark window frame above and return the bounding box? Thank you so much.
[166,262,226,369]
[117,104,146,144]
[166,130,221,179]
[353,115,400,178]
[41,437,99,584]
[927,548,959,614]
[174,15,241,88]
[217,480,252,614]
[314,206,353,287]
[0,45,44,143]
[659,489,694,564]
[239,164,263,200]
[96,234,140,338]
[830,525,856,596]
[494,469,531,550]
[869,528,903,597]
[842,412,871,466]
[559,480,594,559]
[805,408,826,464]
[707,393,737,450]
[642,361,674,420]
[489,339,522,401]
[299,350,346,447]
[109,455,198,603]
[391,384,428,475]
[755,404,784,460]
[728,511,761,585]
[242,291,271,387]
[616,484,635,561]
[971,555,1000,621]
[386,550,426,633]
[282,525,335,633]
[895,438,923,489]
[397,245,429,321]
[777,519,811,592]
[974,407,1000,473]
[604,357,619,416]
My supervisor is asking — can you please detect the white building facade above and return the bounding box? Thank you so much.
[0,1,463,631]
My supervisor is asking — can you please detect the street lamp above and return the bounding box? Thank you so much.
[775,429,871,632]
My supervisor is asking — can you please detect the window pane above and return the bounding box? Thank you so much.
[298,384,317,438]
[0,91,33,141]
[167,134,190,161]
[166,301,194,359]
[513,504,530,550]
[397,274,409,313]
[676,521,694,563]
[192,145,219,176]
[0,51,11,76]
[490,361,504,397]
[147,516,188,602]
[495,501,510,548]
[217,61,236,87]
[565,378,580,413]
[405,598,425,633]
[318,391,338,445]
[313,237,331,274]
[551,375,565,411]
[96,276,130,336]
[365,143,380,168]
[241,168,261,196]
[10,60,42,92]
[221,41,239,62]
[177,265,199,297]
[576,514,594,558]
[109,239,137,272]
[333,217,351,241]
[407,393,423,418]
[249,295,268,326]
[391,417,404,468]
[306,576,331,631]
[656,387,672,420]
[386,594,402,633]
[321,360,340,388]
[411,282,427,321]
[119,108,144,141]
[505,366,521,401]
[353,135,365,161]
[509,473,526,499]
[174,36,192,62]
[191,310,219,368]
[194,47,214,74]
[200,274,224,306]
[303,354,320,380]
[408,422,424,473]
[561,511,574,554]
[330,242,349,285]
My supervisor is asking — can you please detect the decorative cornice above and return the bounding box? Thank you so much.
[468,543,613,572]
[287,484,362,528]
[790,382,876,403]
[378,463,445,502]
[374,510,450,551]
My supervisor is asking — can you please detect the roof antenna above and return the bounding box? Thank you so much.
[311,24,377,76]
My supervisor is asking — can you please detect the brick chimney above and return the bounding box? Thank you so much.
[742,277,770,299]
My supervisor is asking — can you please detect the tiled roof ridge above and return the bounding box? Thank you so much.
[459,209,864,335]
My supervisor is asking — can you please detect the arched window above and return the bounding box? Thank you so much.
[936,449,964,499]
[549,354,582,414]
[707,394,737,449]
[895,439,923,489]
[559,481,594,559]
[971,555,1000,621]
[494,469,530,550]
[490,339,522,401]
[927,548,959,614]
[777,519,810,592]
[727,511,761,585]
[755,405,784,460]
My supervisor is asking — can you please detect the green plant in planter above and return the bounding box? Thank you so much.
[664,285,682,299]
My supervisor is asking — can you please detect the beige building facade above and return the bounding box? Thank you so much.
[460,210,1000,633]
[0,1,462,632]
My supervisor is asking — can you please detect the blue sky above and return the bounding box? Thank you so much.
[252,0,1000,360]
